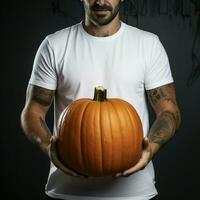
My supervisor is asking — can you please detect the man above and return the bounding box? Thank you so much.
[21,0,181,199]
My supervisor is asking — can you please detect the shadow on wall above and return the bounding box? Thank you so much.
[50,0,200,86]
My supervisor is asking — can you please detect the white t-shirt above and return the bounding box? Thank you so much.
[29,21,173,200]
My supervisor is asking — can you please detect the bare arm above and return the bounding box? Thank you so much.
[117,83,181,177]
[21,84,83,176]
[147,83,181,155]
[20,84,55,156]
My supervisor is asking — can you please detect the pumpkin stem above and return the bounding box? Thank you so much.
[93,86,107,102]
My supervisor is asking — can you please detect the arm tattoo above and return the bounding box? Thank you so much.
[147,84,181,146]
[29,85,55,106]
[147,83,176,106]
[148,111,178,146]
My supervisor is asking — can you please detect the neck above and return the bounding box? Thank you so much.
[83,15,121,37]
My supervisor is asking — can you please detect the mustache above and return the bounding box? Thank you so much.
[91,4,113,11]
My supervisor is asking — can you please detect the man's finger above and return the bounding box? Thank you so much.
[122,160,147,176]
[122,147,150,176]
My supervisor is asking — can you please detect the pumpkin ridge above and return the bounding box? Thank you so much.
[107,101,115,174]
[58,105,75,165]
[125,105,143,165]
[100,101,114,175]
[99,101,104,175]
[65,100,88,171]
[74,101,89,172]
[80,101,92,175]
[88,101,101,175]
[124,104,139,166]
[118,102,133,169]
[114,100,131,171]
[109,100,123,172]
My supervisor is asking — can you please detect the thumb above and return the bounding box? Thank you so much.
[143,137,149,149]
[51,135,58,144]
[49,136,59,159]
[50,135,59,152]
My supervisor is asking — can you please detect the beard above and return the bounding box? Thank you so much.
[85,1,121,26]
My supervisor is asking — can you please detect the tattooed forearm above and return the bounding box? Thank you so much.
[147,83,181,147]
[28,85,55,106]
[148,111,179,146]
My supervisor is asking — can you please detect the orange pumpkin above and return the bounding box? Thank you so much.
[57,86,143,177]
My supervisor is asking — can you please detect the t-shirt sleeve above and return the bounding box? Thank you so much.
[29,37,57,90]
[144,36,174,90]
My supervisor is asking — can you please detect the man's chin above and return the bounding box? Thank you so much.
[92,15,113,26]
[94,19,111,26]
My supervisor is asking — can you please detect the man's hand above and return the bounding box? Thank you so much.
[48,136,88,178]
[115,138,155,177]
[114,83,181,178]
